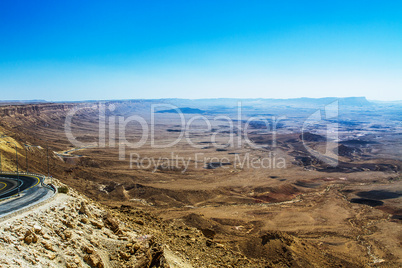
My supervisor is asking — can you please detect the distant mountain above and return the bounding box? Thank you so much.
[157,107,206,114]
[336,97,372,106]
[0,100,48,106]
[370,100,402,104]
[0,97,376,109]
[150,97,373,109]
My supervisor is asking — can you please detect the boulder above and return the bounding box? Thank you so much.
[24,230,38,245]
[79,201,93,218]
[84,252,104,268]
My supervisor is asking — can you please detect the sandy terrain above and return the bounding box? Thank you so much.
[0,99,400,267]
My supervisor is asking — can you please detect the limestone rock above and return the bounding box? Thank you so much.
[119,251,131,260]
[90,220,104,229]
[24,230,38,245]
[42,241,56,252]
[80,217,89,224]
[33,225,42,234]
[64,230,73,240]
[79,202,93,218]
[103,214,122,234]
[83,245,94,254]
[84,252,104,268]
[47,253,56,260]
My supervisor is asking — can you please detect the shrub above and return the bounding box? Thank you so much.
[58,186,69,194]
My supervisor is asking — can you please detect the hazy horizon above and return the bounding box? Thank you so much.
[1,96,401,104]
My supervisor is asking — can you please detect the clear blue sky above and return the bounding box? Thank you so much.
[0,0,401,101]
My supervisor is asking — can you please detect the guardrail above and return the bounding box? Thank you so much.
[0,171,57,193]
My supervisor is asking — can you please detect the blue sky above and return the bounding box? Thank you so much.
[0,0,401,101]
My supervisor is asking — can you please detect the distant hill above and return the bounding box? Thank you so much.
[0,100,48,106]
[337,97,372,106]
[150,97,373,110]
[0,97,375,109]
[157,107,206,114]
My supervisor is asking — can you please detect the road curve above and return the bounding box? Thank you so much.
[0,174,55,218]
[0,174,41,199]
[0,177,19,197]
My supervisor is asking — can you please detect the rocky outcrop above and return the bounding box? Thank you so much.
[0,181,171,268]
[0,103,75,117]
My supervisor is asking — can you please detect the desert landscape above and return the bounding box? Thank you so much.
[0,98,400,267]
[1,1,402,267]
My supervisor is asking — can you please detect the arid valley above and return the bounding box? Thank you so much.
[0,98,400,267]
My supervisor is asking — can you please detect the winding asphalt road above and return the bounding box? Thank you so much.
[0,177,19,197]
[0,174,54,218]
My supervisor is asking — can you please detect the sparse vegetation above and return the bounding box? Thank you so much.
[0,99,400,266]
[57,186,69,194]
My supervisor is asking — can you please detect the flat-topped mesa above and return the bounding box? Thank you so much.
[338,96,372,106]
[0,103,75,117]
[0,103,104,119]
